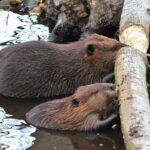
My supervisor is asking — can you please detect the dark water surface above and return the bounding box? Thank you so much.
[0,96,125,150]
[0,10,126,150]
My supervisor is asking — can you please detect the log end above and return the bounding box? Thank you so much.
[119,25,149,53]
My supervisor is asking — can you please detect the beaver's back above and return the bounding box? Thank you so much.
[0,34,125,99]
[0,40,85,98]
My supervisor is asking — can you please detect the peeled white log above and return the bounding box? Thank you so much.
[115,47,150,150]
[117,0,150,149]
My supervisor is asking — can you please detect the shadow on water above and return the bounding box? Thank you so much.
[0,9,126,150]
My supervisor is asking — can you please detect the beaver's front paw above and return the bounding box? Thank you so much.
[102,72,114,83]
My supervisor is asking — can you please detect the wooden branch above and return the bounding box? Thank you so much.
[117,0,150,149]
[115,47,150,150]
[119,0,150,53]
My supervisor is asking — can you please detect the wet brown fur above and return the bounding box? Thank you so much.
[0,34,125,98]
[26,83,118,131]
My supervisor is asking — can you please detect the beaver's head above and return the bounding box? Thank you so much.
[47,1,89,43]
[26,83,118,131]
[48,21,81,43]
[78,34,126,78]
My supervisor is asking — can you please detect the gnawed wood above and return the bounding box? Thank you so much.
[119,0,150,53]
[115,47,150,150]
[119,25,148,53]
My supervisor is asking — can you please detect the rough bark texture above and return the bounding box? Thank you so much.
[118,0,150,149]
[115,47,150,150]
[119,0,150,52]
[86,0,124,30]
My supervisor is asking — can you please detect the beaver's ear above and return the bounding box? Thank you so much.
[86,44,95,56]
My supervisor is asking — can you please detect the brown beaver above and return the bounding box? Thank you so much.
[0,34,125,98]
[46,0,124,42]
[26,83,118,131]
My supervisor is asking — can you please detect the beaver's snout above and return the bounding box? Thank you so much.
[26,83,118,131]
[48,11,81,43]
[48,23,81,43]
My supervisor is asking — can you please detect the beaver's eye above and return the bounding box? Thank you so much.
[87,44,95,55]
[72,99,79,107]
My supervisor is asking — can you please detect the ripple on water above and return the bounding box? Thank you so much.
[0,107,36,150]
[0,10,49,150]
[0,10,49,50]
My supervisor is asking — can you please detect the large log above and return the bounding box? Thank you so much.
[117,0,150,149]
[115,47,150,150]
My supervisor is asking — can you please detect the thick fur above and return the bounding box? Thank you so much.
[0,34,125,98]
[26,83,118,131]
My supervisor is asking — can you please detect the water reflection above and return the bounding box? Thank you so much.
[30,130,124,150]
[0,9,48,150]
[0,106,36,150]
[0,10,49,50]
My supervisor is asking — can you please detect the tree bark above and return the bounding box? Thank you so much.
[117,0,150,149]
[115,47,150,150]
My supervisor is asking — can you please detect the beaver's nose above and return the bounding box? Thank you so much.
[48,24,80,43]
[48,32,61,43]
[48,26,64,43]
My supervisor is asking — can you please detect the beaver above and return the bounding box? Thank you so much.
[46,0,124,42]
[26,83,118,131]
[0,34,125,98]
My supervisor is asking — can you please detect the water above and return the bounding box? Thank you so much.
[0,100,36,150]
[0,10,49,50]
[0,10,125,150]
[0,96,125,150]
